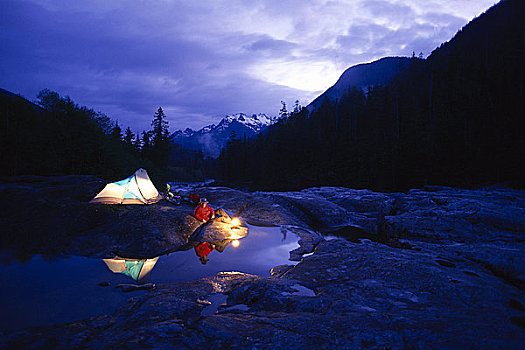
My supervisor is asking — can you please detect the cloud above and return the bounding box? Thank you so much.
[243,35,297,57]
[0,0,497,133]
[360,0,416,23]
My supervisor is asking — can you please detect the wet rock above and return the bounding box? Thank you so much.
[2,177,525,348]
[4,252,524,349]
[435,259,457,268]
[189,216,248,244]
[265,190,372,230]
[270,264,294,277]
[320,223,375,242]
[509,299,525,312]
[0,177,241,258]
[462,270,481,277]
[283,226,323,261]
[510,316,525,330]
[115,283,156,292]
[184,186,303,227]
[274,186,525,289]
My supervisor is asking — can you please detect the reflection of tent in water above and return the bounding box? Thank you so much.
[103,257,159,282]
[90,168,162,204]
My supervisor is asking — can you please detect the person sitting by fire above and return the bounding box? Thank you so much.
[194,198,215,222]
[194,242,215,264]
[194,198,231,223]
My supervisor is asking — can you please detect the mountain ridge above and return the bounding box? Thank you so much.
[217,0,525,191]
[307,56,411,112]
[171,113,278,158]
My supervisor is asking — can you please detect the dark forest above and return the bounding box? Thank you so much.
[1,0,523,192]
[218,0,525,191]
[0,89,207,185]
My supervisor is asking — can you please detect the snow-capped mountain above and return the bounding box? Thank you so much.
[171,113,278,158]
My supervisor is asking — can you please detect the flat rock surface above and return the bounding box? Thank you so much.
[1,177,525,348]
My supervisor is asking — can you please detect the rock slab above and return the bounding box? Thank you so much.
[1,178,525,348]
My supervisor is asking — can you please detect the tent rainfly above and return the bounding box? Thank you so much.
[103,256,159,282]
[90,168,162,204]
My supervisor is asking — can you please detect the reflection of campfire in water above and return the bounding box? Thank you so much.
[103,217,248,279]
[228,217,244,241]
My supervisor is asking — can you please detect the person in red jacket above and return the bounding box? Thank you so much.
[194,198,215,222]
[194,242,215,264]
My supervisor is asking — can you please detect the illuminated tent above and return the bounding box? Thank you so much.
[90,168,162,204]
[103,256,159,282]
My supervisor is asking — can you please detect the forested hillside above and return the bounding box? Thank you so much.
[218,0,525,191]
[306,56,410,112]
[0,89,207,184]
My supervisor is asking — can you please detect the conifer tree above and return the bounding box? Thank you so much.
[279,101,288,118]
[110,121,122,142]
[149,107,171,168]
[151,107,169,146]
[123,127,134,146]
[293,100,301,114]
[141,131,151,149]
[133,133,141,151]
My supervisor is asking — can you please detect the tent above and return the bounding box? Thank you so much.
[90,168,162,204]
[103,256,159,282]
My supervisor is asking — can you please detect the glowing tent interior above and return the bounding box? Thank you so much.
[90,168,162,204]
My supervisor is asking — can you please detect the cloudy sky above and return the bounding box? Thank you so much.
[0,0,497,132]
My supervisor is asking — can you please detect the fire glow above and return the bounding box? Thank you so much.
[231,217,240,227]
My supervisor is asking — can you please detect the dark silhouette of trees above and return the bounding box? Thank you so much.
[123,127,134,146]
[151,107,169,145]
[148,107,171,169]
[217,0,525,191]
[0,89,151,179]
[110,121,123,142]
[0,90,212,184]
[293,100,301,113]
[279,101,288,118]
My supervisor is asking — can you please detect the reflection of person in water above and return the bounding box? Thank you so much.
[195,242,215,264]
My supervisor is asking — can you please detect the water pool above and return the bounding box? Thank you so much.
[1,225,298,331]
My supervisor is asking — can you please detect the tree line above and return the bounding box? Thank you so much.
[218,0,525,191]
[0,89,208,185]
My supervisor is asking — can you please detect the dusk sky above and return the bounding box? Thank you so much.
[0,0,497,133]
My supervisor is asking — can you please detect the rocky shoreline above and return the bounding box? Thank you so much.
[1,176,524,348]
